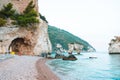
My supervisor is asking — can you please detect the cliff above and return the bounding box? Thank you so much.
[108,36,120,54]
[48,25,96,52]
[0,0,52,55]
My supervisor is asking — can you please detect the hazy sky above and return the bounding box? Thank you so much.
[38,0,120,52]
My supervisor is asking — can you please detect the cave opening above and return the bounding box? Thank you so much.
[9,38,32,55]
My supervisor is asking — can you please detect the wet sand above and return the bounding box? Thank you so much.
[36,58,60,80]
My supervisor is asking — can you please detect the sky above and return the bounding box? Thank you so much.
[38,0,120,52]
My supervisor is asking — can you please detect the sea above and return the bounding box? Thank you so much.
[47,52,120,80]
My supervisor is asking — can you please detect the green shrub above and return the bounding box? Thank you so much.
[0,3,15,19]
[40,13,48,23]
[15,14,39,26]
[0,1,39,27]
[14,1,39,27]
[0,3,15,26]
[0,18,7,27]
[23,1,35,14]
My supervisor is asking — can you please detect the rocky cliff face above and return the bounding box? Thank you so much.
[68,43,83,54]
[0,0,52,55]
[34,20,52,55]
[108,36,120,54]
[0,21,52,55]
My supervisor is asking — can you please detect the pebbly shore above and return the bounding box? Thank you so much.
[0,55,60,80]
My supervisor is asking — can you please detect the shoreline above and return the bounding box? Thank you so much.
[0,55,60,80]
[36,58,60,80]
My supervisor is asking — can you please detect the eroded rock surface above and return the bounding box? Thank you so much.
[0,0,52,55]
[108,36,120,54]
[68,43,83,54]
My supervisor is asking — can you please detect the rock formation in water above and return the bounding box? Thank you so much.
[108,36,120,54]
[0,0,52,55]
[68,43,83,54]
[62,55,77,61]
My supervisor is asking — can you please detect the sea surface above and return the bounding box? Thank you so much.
[47,52,120,80]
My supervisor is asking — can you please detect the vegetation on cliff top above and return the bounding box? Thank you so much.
[0,3,15,19]
[14,1,39,27]
[0,3,15,26]
[0,18,6,26]
[0,1,39,27]
[48,25,96,52]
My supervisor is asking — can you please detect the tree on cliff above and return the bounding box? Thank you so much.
[0,3,15,26]
[14,1,39,27]
[23,1,35,14]
[39,13,48,23]
[0,3,15,19]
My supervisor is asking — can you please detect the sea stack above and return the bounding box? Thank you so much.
[108,36,120,54]
[68,43,83,54]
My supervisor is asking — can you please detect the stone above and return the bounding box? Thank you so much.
[62,55,77,61]
[55,54,64,59]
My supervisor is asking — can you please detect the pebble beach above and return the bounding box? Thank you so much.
[0,55,60,80]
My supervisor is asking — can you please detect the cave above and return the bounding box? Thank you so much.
[9,38,33,55]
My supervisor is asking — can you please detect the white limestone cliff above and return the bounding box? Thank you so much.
[0,0,52,55]
[108,36,120,54]
[0,20,52,55]
[68,43,83,54]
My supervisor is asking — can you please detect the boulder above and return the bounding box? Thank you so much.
[62,55,77,61]
[55,54,64,59]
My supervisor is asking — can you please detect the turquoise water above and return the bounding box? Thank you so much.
[47,52,120,80]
